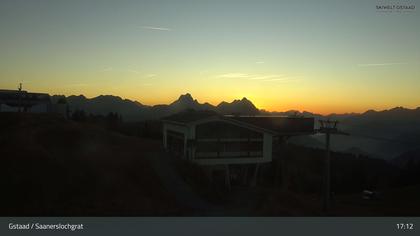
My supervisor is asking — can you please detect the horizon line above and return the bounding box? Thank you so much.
[48,92,420,116]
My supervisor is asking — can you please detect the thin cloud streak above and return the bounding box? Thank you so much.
[145,74,156,78]
[142,26,172,31]
[217,73,300,83]
[248,75,285,80]
[357,62,409,67]
[127,69,140,74]
[217,73,251,79]
[264,77,301,82]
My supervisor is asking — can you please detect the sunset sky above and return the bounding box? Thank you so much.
[0,0,419,114]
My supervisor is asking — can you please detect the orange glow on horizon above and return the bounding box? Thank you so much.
[3,82,419,116]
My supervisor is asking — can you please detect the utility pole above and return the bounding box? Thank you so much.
[318,119,348,215]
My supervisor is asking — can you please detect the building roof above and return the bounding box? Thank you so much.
[225,116,314,135]
[162,110,219,123]
[163,111,315,135]
[0,89,51,107]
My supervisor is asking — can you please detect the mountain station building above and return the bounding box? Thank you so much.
[162,111,315,187]
[0,89,52,113]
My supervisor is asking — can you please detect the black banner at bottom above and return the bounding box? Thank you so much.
[1,217,418,236]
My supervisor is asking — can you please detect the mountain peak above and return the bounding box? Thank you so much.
[217,97,259,115]
[389,106,407,112]
[231,97,253,106]
[363,109,377,115]
[177,93,194,102]
[94,95,123,101]
[69,94,86,99]
[173,93,198,104]
[169,93,201,111]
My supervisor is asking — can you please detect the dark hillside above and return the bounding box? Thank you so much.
[0,113,183,216]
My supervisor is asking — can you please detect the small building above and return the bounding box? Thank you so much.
[0,89,52,113]
[162,111,315,187]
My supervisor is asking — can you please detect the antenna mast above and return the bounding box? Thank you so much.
[18,83,23,112]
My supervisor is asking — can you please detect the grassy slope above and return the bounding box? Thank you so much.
[331,184,420,216]
[1,113,418,216]
[0,113,183,216]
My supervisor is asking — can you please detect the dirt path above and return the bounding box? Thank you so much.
[146,150,222,214]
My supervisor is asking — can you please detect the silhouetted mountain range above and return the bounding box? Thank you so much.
[52,93,420,160]
[63,94,145,117]
[52,93,260,121]
[298,107,420,160]
[331,107,420,158]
